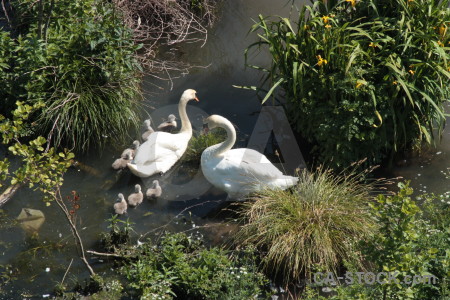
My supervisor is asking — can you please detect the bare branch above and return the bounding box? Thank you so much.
[53,188,95,276]
[113,0,218,87]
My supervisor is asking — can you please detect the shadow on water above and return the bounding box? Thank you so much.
[2,0,450,297]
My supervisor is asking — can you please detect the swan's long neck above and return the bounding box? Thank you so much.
[211,119,236,157]
[178,99,192,134]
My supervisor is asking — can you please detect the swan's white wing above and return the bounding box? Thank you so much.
[134,132,187,165]
[222,148,284,180]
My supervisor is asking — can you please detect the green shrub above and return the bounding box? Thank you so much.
[123,232,270,299]
[361,183,450,299]
[246,0,450,169]
[233,167,376,286]
[302,184,450,300]
[1,0,142,152]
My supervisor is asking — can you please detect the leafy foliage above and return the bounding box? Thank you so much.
[302,183,450,300]
[0,102,73,202]
[362,183,450,299]
[246,0,450,169]
[1,0,142,152]
[122,232,270,299]
[233,166,376,286]
[100,215,134,252]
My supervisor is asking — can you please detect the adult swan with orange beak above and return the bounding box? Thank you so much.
[127,89,199,177]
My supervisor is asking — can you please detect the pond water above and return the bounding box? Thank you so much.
[1,0,450,297]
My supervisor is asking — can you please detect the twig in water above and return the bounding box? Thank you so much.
[61,258,73,286]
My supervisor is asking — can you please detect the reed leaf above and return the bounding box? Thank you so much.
[243,0,450,169]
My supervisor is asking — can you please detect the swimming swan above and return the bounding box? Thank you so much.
[201,115,298,198]
[157,114,177,132]
[127,184,144,207]
[121,140,140,159]
[112,152,133,170]
[146,180,162,198]
[113,193,127,215]
[127,89,199,177]
[142,119,155,141]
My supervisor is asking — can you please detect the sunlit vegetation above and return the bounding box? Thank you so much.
[246,0,450,169]
[303,183,450,299]
[0,0,142,152]
[182,128,227,164]
[65,221,272,299]
[232,166,376,286]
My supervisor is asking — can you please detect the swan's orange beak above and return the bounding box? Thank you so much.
[194,96,199,102]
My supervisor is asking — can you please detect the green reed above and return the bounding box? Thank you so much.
[245,0,450,169]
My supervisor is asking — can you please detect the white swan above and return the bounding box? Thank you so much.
[201,115,298,198]
[127,89,199,177]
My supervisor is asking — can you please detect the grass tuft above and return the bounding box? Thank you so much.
[233,166,377,286]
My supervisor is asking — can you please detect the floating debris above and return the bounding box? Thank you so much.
[16,208,45,233]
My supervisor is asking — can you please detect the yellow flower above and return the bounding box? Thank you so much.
[409,69,415,75]
[325,24,332,29]
[392,81,398,85]
[322,16,330,24]
[369,42,377,48]
[317,55,328,66]
[356,81,364,89]
[439,24,447,37]
[438,40,444,47]
[346,0,357,8]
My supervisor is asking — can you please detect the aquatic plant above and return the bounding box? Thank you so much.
[245,0,450,169]
[232,166,376,286]
[1,0,142,152]
[182,128,227,164]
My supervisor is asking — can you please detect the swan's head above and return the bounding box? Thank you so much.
[124,152,133,160]
[132,140,140,149]
[181,89,199,103]
[152,180,160,188]
[203,115,228,131]
[135,184,141,192]
[117,193,125,202]
[167,114,177,122]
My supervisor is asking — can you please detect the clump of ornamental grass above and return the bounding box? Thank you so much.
[233,166,377,286]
